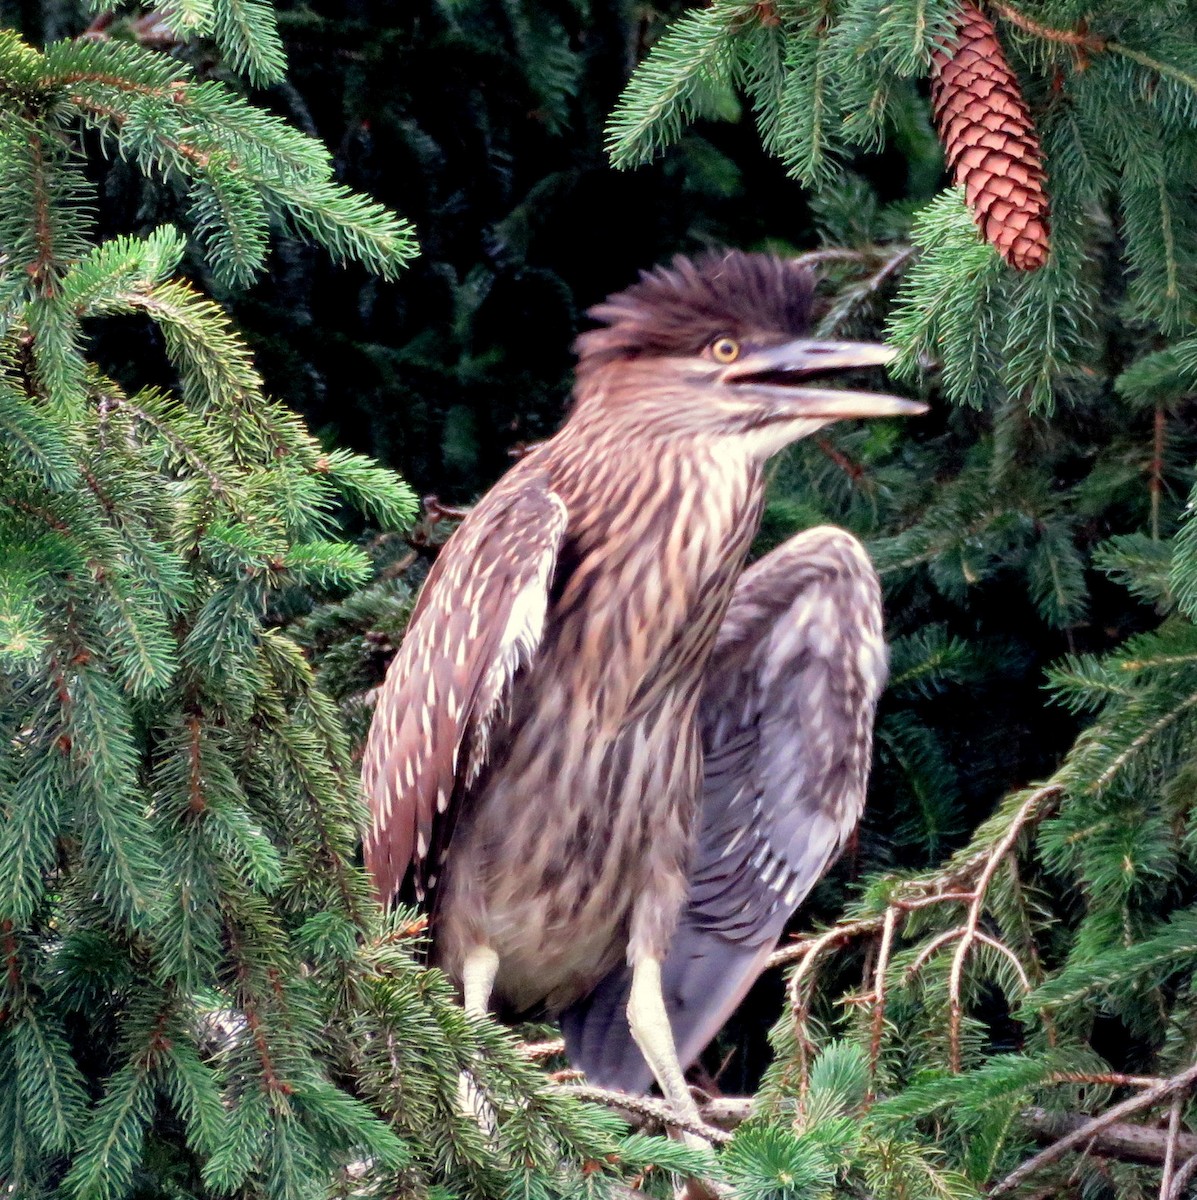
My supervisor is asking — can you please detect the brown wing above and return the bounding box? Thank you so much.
[361,468,569,907]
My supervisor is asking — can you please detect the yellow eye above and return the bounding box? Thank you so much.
[710,336,741,363]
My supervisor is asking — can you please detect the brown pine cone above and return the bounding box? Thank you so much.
[930,1,1051,271]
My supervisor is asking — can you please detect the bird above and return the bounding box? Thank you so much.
[361,249,924,1130]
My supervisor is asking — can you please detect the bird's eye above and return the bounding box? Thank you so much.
[710,336,741,364]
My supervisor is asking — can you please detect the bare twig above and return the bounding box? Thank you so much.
[993,1062,1197,1195]
[868,906,899,1080]
[768,784,1062,1098]
[816,244,916,338]
[895,890,979,911]
[1048,1072,1161,1090]
[974,929,1032,992]
[791,247,890,271]
[1168,1149,1197,1200]
[988,1,1106,51]
[1022,1106,1197,1166]
[559,1083,733,1145]
[1151,404,1166,542]
[769,916,882,969]
[779,917,879,1100]
[560,1088,1197,1174]
[948,786,1054,1071]
[905,926,968,979]
[1161,1091,1186,1199]
[521,1037,566,1061]
[814,434,866,483]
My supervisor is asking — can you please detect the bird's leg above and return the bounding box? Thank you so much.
[627,957,723,1200]
[626,956,704,1130]
[458,944,500,1135]
[462,944,499,1016]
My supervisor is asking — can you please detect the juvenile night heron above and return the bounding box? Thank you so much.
[363,250,923,1127]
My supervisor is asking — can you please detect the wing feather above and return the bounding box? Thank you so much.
[690,527,886,941]
[562,525,887,1090]
[362,470,568,907]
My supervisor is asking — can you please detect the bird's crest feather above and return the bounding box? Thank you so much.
[574,250,816,368]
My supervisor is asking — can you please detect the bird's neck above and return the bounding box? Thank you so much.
[550,421,766,560]
[539,426,766,724]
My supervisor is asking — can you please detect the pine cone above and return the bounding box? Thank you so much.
[930,1,1050,271]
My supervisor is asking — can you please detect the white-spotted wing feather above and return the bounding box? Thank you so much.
[361,470,568,907]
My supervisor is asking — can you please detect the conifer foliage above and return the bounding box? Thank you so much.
[0,9,415,1194]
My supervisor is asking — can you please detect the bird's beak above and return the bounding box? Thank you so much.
[723,339,927,420]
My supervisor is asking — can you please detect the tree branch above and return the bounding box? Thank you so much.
[993,1063,1197,1194]
[562,1086,1197,1172]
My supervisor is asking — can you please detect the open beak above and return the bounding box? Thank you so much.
[723,339,927,420]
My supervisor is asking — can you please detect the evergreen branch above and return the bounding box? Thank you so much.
[776,18,842,187]
[11,1011,90,1154]
[107,391,232,499]
[61,74,415,284]
[160,1034,230,1158]
[1090,686,1197,792]
[989,0,1197,101]
[106,280,263,407]
[1110,43,1197,99]
[42,36,186,93]
[605,2,749,169]
[256,632,365,923]
[60,1021,166,1200]
[27,130,56,296]
[1118,652,1197,673]
[1026,909,1197,1011]
[991,1061,1197,1195]
[988,2,1106,53]
[0,379,76,489]
[188,168,269,288]
[180,81,330,176]
[260,172,418,280]
[70,92,214,171]
[221,920,293,1098]
[1155,172,1179,310]
[210,0,287,87]
[66,655,165,926]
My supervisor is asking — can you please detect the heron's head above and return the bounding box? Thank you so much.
[573,250,925,454]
